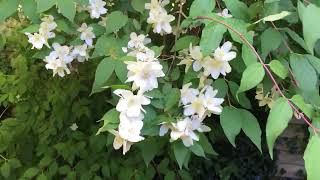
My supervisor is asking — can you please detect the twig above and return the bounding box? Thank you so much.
[0,106,9,119]
[196,16,320,133]
[0,154,8,161]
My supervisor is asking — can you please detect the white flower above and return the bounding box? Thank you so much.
[44,54,71,77]
[180,83,199,105]
[78,23,96,46]
[183,95,206,118]
[110,129,133,155]
[217,8,232,18]
[213,41,236,62]
[128,32,151,49]
[159,122,174,136]
[147,11,175,34]
[136,48,156,62]
[203,86,224,114]
[72,44,89,62]
[114,89,151,117]
[88,0,107,19]
[70,123,78,131]
[51,43,74,63]
[189,45,206,72]
[145,0,170,13]
[125,60,165,92]
[40,15,57,32]
[203,41,236,79]
[25,32,48,49]
[118,114,145,143]
[170,117,199,147]
[190,115,211,132]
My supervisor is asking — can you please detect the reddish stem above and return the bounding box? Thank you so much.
[196,16,319,133]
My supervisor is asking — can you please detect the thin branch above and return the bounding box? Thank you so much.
[196,16,319,133]
[0,106,9,119]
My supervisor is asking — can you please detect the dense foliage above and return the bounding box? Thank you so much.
[0,0,320,179]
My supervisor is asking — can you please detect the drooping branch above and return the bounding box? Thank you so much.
[196,16,319,134]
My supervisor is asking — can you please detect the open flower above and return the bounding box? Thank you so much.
[40,15,57,32]
[147,11,175,34]
[203,86,224,114]
[128,32,151,49]
[217,8,232,18]
[78,23,96,46]
[213,41,236,62]
[180,83,199,105]
[88,0,107,19]
[71,44,89,62]
[110,129,133,155]
[136,48,156,62]
[145,0,170,13]
[183,95,207,118]
[51,43,74,63]
[44,54,71,77]
[25,32,48,49]
[118,115,145,143]
[125,60,165,92]
[170,117,200,147]
[114,89,151,117]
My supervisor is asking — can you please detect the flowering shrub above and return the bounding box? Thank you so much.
[0,0,320,179]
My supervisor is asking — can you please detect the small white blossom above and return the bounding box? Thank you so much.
[44,54,71,77]
[118,114,145,143]
[51,43,74,63]
[78,23,96,46]
[25,32,48,49]
[147,11,175,34]
[136,48,156,62]
[125,60,165,92]
[110,129,133,155]
[88,0,107,19]
[170,117,200,147]
[70,123,78,131]
[183,95,207,118]
[114,89,151,117]
[145,0,169,13]
[40,15,57,32]
[203,86,224,114]
[180,83,199,106]
[128,32,151,49]
[217,8,232,18]
[72,44,89,62]
[203,41,236,79]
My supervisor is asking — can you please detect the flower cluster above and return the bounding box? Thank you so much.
[25,15,57,49]
[159,84,224,147]
[179,41,237,80]
[110,32,165,154]
[44,43,90,77]
[145,0,175,34]
[88,0,108,19]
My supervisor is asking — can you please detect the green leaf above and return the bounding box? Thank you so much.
[173,142,189,169]
[105,11,128,34]
[212,79,228,98]
[37,173,47,180]
[139,138,161,166]
[291,95,314,119]
[290,53,318,93]
[281,28,308,52]
[164,88,180,111]
[21,24,41,33]
[304,135,320,180]
[1,163,10,178]
[225,19,252,44]
[56,19,77,35]
[260,28,282,59]
[228,81,252,109]
[0,0,19,22]
[298,2,320,54]
[242,44,257,66]
[200,23,227,56]
[115,61,127,83]
[269,60,288,79]
[57,0,76,22]
[91,58,116,94]
[131,0,149,13]
[21,0,39,23]
[222,0,250,21]
[189,0,215,17]
[96,108,120,135]
[238,63,265,93]
[8,159,21,169]
[189,142,205,157]
[254,11,291,24]
[0,35,6,51]
[92,35,125,58]
[23,167,39,178]
[172,35,199,52]
[220,107,242,147]
[240,109,262,152]
[36,0,56,13]
[266,98,293,159]
[198,134,218,155]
